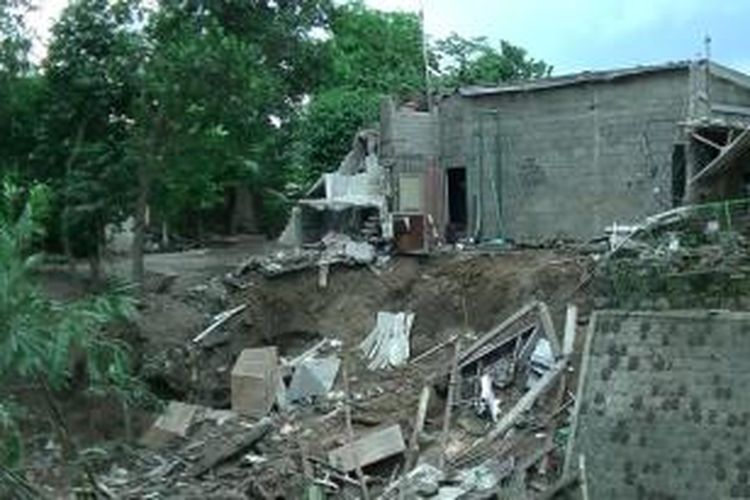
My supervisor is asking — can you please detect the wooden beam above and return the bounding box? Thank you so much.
[439,340,461,469]
[691,131,725,152]
[405,386,431,471]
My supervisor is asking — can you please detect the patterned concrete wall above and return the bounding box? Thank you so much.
[568,310,750,499]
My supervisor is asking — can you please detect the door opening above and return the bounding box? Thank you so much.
[447,167,467,240]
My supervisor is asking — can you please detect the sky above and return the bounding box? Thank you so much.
[27,0,750,75]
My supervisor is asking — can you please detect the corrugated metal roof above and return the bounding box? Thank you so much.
[458,60,750,97]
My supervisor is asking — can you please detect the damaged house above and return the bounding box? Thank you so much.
[285,59,750,249]
[382,59,750,244]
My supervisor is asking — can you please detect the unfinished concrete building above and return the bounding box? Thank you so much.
[381,60,750,244]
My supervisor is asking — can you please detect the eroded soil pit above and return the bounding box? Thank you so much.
[20,247,593,497]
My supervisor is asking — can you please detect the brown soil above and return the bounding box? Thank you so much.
[19,246,594,497]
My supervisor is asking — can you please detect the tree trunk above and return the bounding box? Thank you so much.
[89,219,104,286]
[62,123,87,274]
[132,161,149,286]
[161,219,169,249]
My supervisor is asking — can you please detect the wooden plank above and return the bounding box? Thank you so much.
[459,301,540,366]
[439,340,461,469]
[192,304,247,344]
[405,386,431,471]
[192,417,272,477]
[341,363,370,499]
[563,312,598,476]
[328,425,406,472]
[537,302,560,356]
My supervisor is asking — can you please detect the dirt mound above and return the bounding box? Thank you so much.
[148,250,591,407]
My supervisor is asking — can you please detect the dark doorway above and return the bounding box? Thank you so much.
[671,144,686,207]
[447,168,468,230]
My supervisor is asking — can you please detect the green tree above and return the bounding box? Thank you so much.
[434,33,552,89]
[130,0,334,274]
[0,0,43,183]
[325,0,425,95]
[293,88,381,182]
[291,1,426,184]
[41,0,145,280]
[0,0,31,76]
[0,182,143,496]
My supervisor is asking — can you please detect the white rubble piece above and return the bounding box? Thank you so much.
[231,347,281,418]
[286,356,341,403]
[530,338,554,372]
[323,160,385,208]
[379,456,514,500]
[192,304,247,344]
[278,206,303,247]
[605,223,639,251]
[479,374,501,422]
[359,311,415,369]
[141,401,201,448]
[321,233,375,264]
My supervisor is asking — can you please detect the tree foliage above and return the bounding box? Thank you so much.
[434,34,552,89]
[325,1,425,96]
[0,182,143,469]
[39,0,144,268]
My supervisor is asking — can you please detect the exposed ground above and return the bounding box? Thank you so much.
[20,242,593,498]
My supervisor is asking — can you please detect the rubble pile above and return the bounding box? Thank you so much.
[100,299,587,499]
[235,233,383,279]
[601,206,750,309]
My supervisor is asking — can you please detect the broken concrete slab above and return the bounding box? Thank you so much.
[231,347,280,418]
[360,311,414,369]
[286,356,341,403]
[141,401,201,449]
[328,425,406,472]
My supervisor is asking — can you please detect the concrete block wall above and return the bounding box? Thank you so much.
[465,69,690,242]
[380,97,438,162]
[379,97,442,220]
[570,310,750,500]
[710,74,750,109]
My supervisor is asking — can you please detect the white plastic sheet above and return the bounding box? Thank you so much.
[359,311,415,370]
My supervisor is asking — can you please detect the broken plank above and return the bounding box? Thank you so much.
[405,386,431,471]
[341,363,371,500]
[192,417,272,477]
[439,339,461,469]
[459,301,540,367]
[411,334,457,364]
[537,301,560,357]
[328,425,406,473]
[192,304,247,344]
